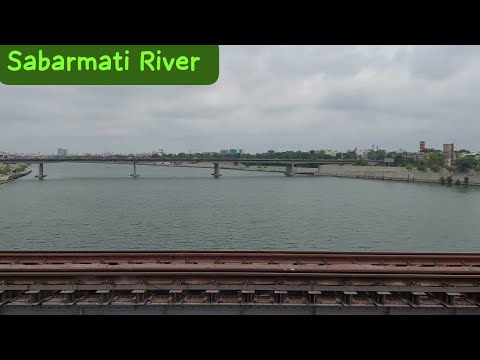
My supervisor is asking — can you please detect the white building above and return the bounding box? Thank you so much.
[355,149,369,158]
[325,149,339,157]
[57,148,68,156]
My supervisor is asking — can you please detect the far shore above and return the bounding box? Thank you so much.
[140,161,480,186]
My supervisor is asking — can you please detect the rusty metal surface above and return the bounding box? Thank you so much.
[2,251,480,281]
[1,251,480,314]
[2,289,480,314]
[1,251,480,267]
[1,262,480,273]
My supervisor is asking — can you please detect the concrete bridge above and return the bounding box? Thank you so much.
[1,157,380,179]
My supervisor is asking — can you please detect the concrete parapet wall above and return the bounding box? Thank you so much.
[316,164,480,185]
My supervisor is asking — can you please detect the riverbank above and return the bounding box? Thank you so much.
[9,169,32,180]
[0,169,32,185]
[150,162,480,185]
[315,164,480,185]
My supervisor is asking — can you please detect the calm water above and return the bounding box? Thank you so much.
[1,163,479,252]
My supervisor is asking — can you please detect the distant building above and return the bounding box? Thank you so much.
[220,150,228,155]
[355,149,369,159]
[392,150,427,164]
[412,152,427,163]
[57,148,68,156]
[443,143,454,167]
[228,149,238,155]
[419,140,426,151]
[325,149,338,157]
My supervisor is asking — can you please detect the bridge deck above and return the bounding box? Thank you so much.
[1,157,364,165]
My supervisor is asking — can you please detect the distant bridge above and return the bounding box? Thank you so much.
[2,157,362,165]
[1,156,381,179]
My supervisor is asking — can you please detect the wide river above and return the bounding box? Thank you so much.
[1,163,479,252]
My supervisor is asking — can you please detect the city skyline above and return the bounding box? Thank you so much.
[2,45,480,153]
[3,141,478,157]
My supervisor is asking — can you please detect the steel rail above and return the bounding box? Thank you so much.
[1,264,480,275]
[1,251,480,266]
[2,270,480,279]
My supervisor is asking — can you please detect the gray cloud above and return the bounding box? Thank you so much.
[1,45,480,154]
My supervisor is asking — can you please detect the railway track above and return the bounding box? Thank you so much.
[1,251,480,314]
[1,250,480,266]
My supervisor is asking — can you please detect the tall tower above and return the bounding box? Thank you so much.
[419,140,425,151]
[443,143,454,167]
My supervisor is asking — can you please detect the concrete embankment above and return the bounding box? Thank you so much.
[0,169,32,185]
[147,162,480,185]
[315,164,480,185]
[8,169,32,180]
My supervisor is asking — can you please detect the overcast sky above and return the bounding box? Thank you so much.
[1,45,479,154]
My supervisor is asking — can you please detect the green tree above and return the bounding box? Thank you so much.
[355,159,368,166]
[367,149,386,160]
[455,179,461,185]
[345,150,357,160]
[440,176,445,184]
[421,148,441,153]
[0,164,11,175]
[447,176,453,184]
[426,152,445,169]
[14,164,27,172]
[405,163,414,170]
[464,176,469,184]
[455,157,477,172]
[416,164,426,171]
[317,150,326,159]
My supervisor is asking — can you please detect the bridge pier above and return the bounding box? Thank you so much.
[212,162,222,178]
[284,163,295,176]
[35,163,47,180]
[130,163,140,178]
